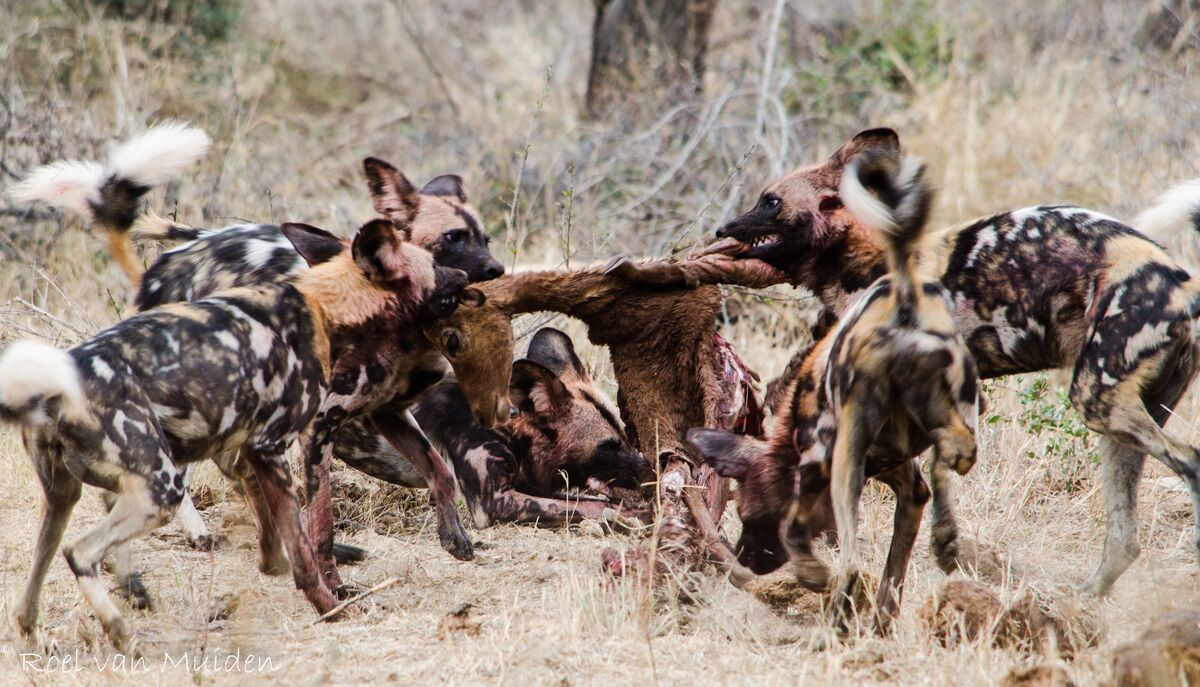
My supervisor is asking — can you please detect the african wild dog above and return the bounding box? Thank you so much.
[412,327,651,528]
[620,128,1200,597]
[689,150,979,631]
[0,215,460,649]
[13,129,506,596]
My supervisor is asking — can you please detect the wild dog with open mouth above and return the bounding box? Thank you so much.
[689,151,979,632]
[12,129,502,596]
[0,216,451,650]
[411,327,651,529]
[619,128,1200,597]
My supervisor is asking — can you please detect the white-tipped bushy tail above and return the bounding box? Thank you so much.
[7,121,210,224]
[840,150,934,306]
[0,341,88,427]
[7,122,210,284]
[1135,178,1200,273]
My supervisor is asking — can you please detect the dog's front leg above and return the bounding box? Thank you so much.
[247,447,339,616]
[369,409,474,561]
[301,422,344,593]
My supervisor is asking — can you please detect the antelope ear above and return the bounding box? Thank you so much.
[525,327,589,382]
[459,287,486,308]
[510,359,571,415]
[281,223,345,267]
[421,174,467,202]
[686,428,760,481]
[830,128,901,167]
[351,219,406,283]
[363,157,420,233]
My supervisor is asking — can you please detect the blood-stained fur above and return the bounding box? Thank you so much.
[0,217,447,649]
[410,327,651,528]
[692,151,980,632]
[622,128,1200,597]
[423,262,766,579]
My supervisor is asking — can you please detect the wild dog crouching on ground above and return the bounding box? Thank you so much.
[411,327,651,529]
[692,151,980,633]
[0,216,450,650]
[619,127,1200,598]
[423,262,765,580]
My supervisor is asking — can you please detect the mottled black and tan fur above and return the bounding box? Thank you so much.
[0,217,454,649]
[629,128,1200,598]
[690,152,979,631]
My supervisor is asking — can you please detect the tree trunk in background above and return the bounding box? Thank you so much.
[586,0,718,120]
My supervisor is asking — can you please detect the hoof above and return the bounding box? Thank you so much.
[333,542,368,565]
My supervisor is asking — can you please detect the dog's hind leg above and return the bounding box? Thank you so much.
[63,475,175,651]
[873,458,929,632]
[14,435,82,639]
[227,448,290,576]
[828,400,880,633]
[1072,307,1200,595]
[1082,438,1147,596]
[99,490,154,611]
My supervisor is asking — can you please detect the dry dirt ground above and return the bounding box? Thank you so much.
[2,1,1200,685]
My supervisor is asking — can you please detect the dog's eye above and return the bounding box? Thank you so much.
[819,197,842,213]
[762,196,781,210]
[444,229,467,244]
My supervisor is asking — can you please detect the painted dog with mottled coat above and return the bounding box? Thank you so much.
[620,128,1200,597]
[412,327,651,529]
[11,126,489,598]
[690,150,979,632]
[0,215,458,650]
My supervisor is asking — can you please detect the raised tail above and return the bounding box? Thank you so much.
[0,340,88,427]
[8,122,211,285]
[1135,178,1200,273]
[129,210,202,244]
[839,149,933,309]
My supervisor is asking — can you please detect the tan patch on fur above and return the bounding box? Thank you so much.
[293,252,395,327]
[105,229,143,286]
[1104,234,1172,283]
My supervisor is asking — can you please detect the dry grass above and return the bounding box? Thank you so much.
[1,0,1200,684]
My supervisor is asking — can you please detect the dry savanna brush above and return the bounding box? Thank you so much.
[1,1,1200,686]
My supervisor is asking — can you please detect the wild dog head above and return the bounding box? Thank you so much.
[363,158,504,283]
[708,129,900,277]
[507,328,650,494]
[282,220,483,330]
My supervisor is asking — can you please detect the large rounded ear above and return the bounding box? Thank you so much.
[525,327,588,382]
[830,128,901,167]
[281,223,345,266]
[363,157,420,233]
[351,218,405,283]
[421,174,467,202]
[686,428,757,480]
[459,287,486,308]
[510,359,571,416]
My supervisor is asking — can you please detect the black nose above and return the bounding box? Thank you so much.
[715,227,727,238]
[483,262,505,279]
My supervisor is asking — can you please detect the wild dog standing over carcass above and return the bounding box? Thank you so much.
[689,151,979,632]
[11,127,507,595]
[422,262,767,577]
[409,327,652,528]
[618,128,1200,597]
[0,216,460,650]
